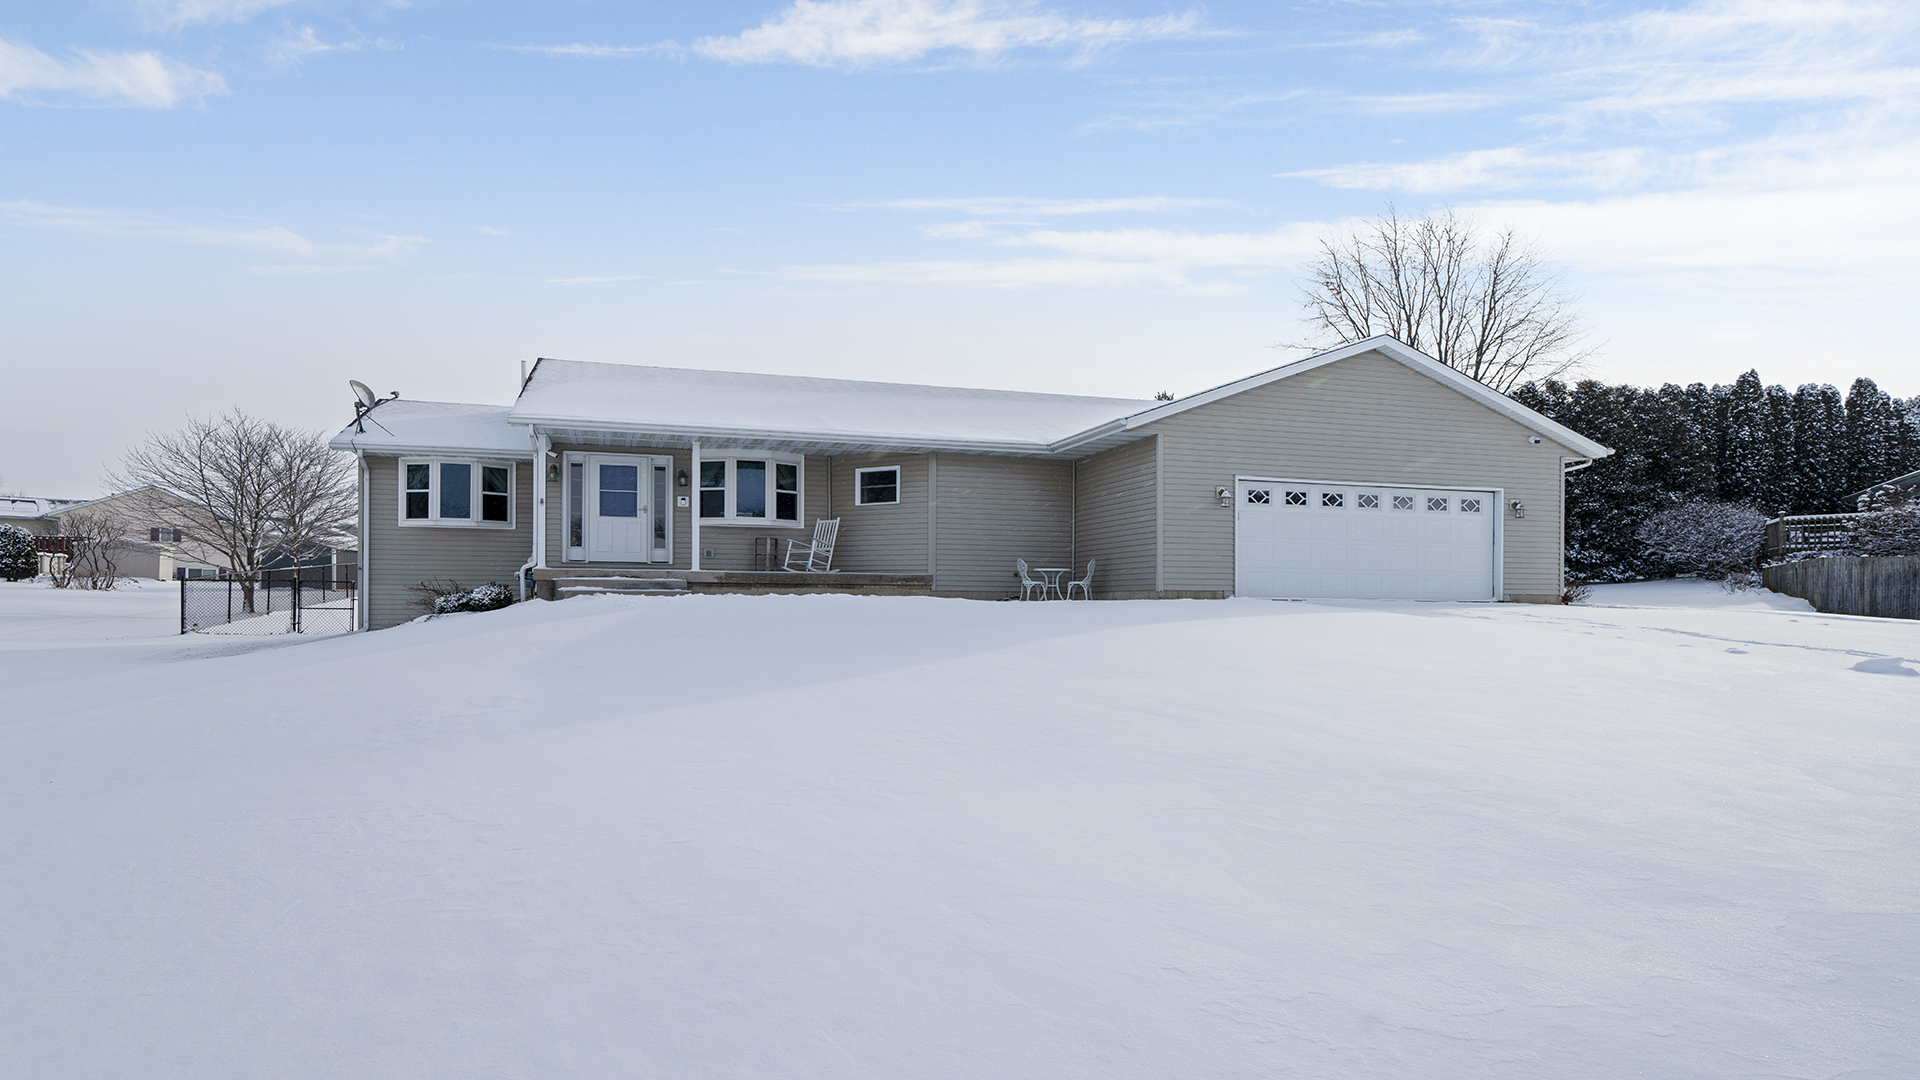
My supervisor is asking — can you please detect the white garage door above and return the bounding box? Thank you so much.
[1235,479,1497,601]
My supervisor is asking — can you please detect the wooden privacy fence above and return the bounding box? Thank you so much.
[1763,555,1920,620]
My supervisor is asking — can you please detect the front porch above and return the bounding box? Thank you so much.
[531,566,933,600]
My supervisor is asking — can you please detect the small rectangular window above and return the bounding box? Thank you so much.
[599,464,639,518]
[1427,496,1449,512]
[1322,492,1344,508]
[856,466,899,505]
[568,463,584,547]
[406,463,431,519]
[1284,490,1308,506]
[775,462,799,521]
[1357,493,1380,509]
[1460,498,1482,514]
[482,466,511,522]
[699,460,726,518]
[1245,488,1271,504]
[1392,495,1415,511]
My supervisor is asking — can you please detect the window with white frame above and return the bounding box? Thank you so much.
[698,455,803,524]
[855,465,900,506]
[399,459,515,527]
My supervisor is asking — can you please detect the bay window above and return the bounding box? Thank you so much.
[697,455,803,524]
[399,458,516,527]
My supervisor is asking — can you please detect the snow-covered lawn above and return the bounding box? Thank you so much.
[3,582,1916,1078]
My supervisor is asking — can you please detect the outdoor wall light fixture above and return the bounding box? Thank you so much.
[1511,500,1526,518]
[1217,487,1233,507]
[546,463,559,482]
[676,469,689,487]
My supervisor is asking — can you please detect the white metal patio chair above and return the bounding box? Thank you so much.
[782,518,841,572]
[1015,558,1050,601]
[1062,559,1095,600]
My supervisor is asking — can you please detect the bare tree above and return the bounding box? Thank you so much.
[1292,205,1596,393]
[52,509,131,590]
[110,410,355,611]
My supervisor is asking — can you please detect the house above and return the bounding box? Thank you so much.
[329,336,1612,630]
[4,488,232,580]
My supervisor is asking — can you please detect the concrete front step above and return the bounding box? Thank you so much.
[554,576,690,597]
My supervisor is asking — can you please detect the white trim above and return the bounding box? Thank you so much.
[852,464,902,506]
[356,451,369,631]
[396,457,517,528]
[690,441,701,571]
[1153,433,1164,594]
[1233,473,1504,602]
[696,452,807,526]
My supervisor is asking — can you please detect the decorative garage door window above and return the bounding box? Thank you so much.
[1321,492,1344,508]
[1427,497,1450,512]
[1245,488,1271,504]
[1357,494,1380,509]
[1392,495,1415,510]
[1284,490,1309,506]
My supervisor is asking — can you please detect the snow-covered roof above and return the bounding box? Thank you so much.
[328,400,533,459]
[508,360,1155,455]
[0,496,84,520]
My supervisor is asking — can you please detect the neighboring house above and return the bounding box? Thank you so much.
[33,487,230,581]
[331,336,1612,631]
[1853,468,1920,505]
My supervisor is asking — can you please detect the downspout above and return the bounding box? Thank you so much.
[355,450,370,630]
[690,440,702,572]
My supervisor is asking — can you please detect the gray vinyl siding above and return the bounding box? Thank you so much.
[829,454,931,574]
[1071,436,1158,595]
[543,446,830,572]
[930,454,1072,596]
[1136,350,1573,601]
[364,454,534,629]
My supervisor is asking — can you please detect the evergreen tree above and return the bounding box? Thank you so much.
[1761,385,1796,514]
[1718,370,1773,506]
[1789,384,1848,513]
[0,524,37,581]
[1843,378,1896,494]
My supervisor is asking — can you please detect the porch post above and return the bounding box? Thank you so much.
[690,439,701,572]
[533,432,550,571]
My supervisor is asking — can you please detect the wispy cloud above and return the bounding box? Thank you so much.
[548,274,648,285]
[493,42,682,59]
[1,200,425,265]
[692,0,1210,67]
[248,263,379,275]
[130,0,302,29]
[475,225,512,237]
[783,217,1324,291]
[269,26,399,63]
[0,37,225,108]
[846,195,1225,215]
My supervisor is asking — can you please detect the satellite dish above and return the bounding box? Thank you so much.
[350,380,378,409]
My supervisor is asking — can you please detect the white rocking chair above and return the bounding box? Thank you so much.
[782,518,841,572]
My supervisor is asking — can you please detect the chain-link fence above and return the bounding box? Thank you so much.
[181,575,357,635]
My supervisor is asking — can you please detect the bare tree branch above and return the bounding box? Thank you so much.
[1289,206,1597,393]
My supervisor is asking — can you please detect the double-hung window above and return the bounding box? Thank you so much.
[400,459,516,527]
[697,455,803,524]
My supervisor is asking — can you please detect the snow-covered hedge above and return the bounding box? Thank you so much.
[1635,499,1766,579]
[0,524,36,582]
[431,582,515,614]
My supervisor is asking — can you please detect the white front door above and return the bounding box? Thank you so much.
[570,454,670,563]
[1235,479,1497,600]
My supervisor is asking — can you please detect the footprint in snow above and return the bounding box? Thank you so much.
[1850,657,1918,677]
[1726,648,1748,654]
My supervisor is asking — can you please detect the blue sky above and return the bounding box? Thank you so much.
[4,0,1917,495]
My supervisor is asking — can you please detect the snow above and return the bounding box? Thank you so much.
[326,399,531,457]
[510,358,1156,449]
[1584,578,1819,611]
[4,582,1918,1078]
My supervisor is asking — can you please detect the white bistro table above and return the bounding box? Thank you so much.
[1029,567,1071,600]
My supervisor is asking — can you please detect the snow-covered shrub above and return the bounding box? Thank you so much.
[410,577,515,615]
[0,524,36,581]
[1635,498,1767,578]
[1846,485,1920,557]
[1560,580,1593,605]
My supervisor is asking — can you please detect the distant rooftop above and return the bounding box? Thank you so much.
[0,496,84,520]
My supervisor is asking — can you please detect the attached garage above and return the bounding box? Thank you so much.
[1234,477,1499,601]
